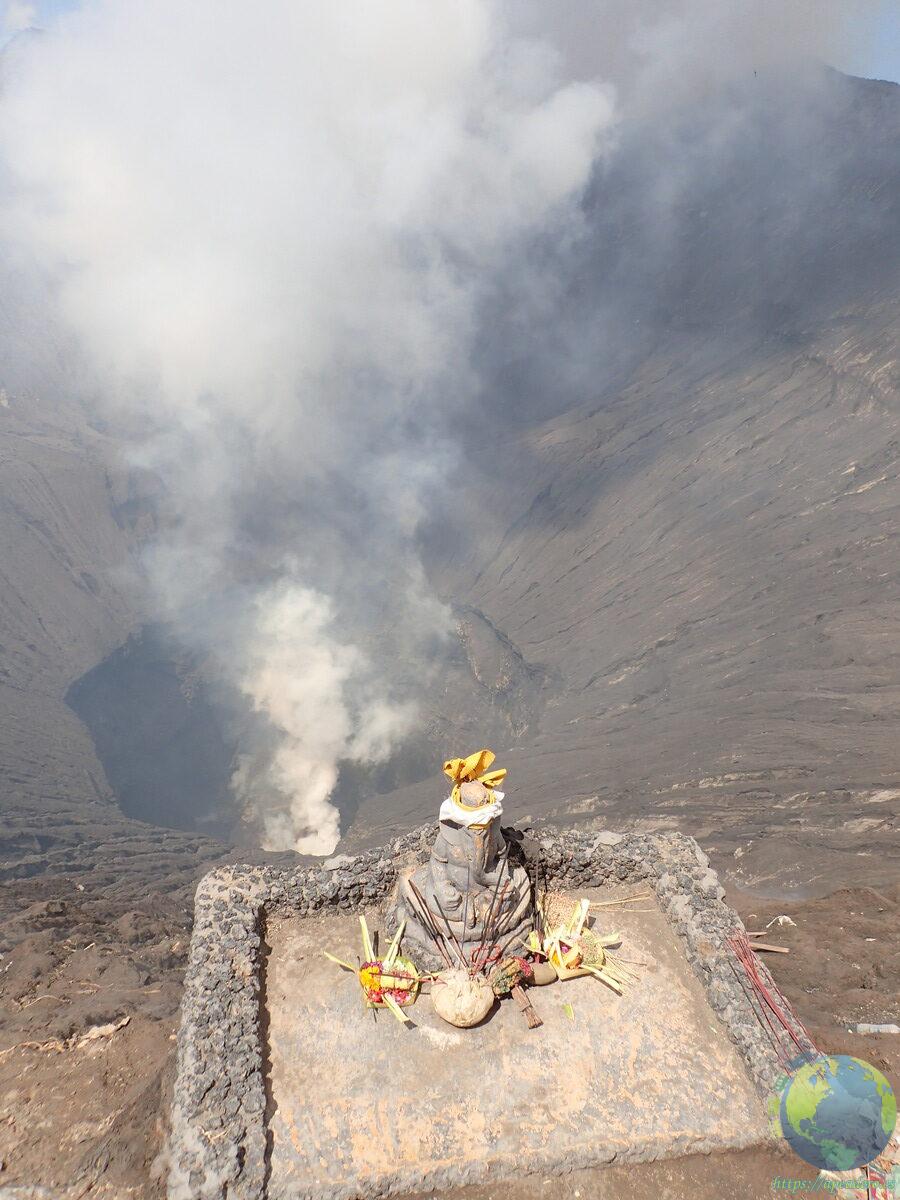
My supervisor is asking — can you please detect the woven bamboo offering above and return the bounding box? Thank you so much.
[530,892,640,994]
[324,916,429,1022]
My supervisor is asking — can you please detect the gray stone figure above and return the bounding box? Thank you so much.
[399,780,533,968]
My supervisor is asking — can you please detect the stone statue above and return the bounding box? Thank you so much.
[399,751,533,968]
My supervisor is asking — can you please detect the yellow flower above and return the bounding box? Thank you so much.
[359,963,382,994]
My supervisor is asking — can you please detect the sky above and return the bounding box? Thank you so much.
[867,5,900,82]
[2,0,900,82]
[831,0,900,81]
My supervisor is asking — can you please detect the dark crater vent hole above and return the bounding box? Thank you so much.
[66,625,238,838]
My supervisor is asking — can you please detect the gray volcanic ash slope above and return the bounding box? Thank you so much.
[345,74,900,894]
[347,310,900,896]
[0,388,133,823]
[0,300,229,898]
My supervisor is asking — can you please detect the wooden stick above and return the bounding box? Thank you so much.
[490,885,519,941]
[511,984,542,1029]
[407,880,438,934]
[538,859,552,937]
[588,893,652,908]
[470,881,513,974]
[431,892,468,968]
[407,882,454,968]
[461,867,471,965]
[476,871,507,961]
[407,883,453,967]
[494,925,523,964]
[535,889,547,941]
[478,880,510,963]
[749,942,789,954]
[409,878,464,969]
[407,880,442,943]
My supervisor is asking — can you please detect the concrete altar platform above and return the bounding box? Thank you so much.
[264,887,768,1200]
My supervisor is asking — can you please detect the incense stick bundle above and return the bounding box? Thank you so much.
[407,880,455,968]
[470,880,510,972]
[431,892,468,967]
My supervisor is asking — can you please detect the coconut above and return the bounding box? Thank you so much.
[431,969,495,1028]
[530,960,558,986]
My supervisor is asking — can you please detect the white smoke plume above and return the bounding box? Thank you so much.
[0,0,615,852]
[234,579,417,855]
[2,2,35,35]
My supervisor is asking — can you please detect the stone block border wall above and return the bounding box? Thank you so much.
[167,826,803,1200]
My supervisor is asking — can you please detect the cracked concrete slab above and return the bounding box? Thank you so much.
[263,887,768,1199]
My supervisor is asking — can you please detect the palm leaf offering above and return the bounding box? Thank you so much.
[324,916,429,1023]
[528,891,641,994]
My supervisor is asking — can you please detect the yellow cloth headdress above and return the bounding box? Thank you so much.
[442,749,507,806]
